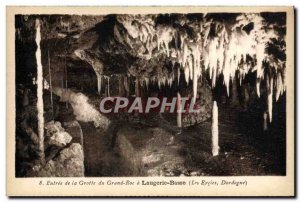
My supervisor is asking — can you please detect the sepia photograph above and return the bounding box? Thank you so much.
[6,6,295,197]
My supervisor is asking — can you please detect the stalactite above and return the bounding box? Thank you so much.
[158,79,161,90]
[184,67,189,84]
[239,73,243,86]
[161,77,165,87]
[74,49,104,95]
[167,77,173,88]
[212,101,219,156]
[188,57,193,81]
[192,65,198,103]
[156,26,174,57]
[268,77,273,123]
[101,14,287,121]
[256,79,261,97]
[114,14,286,107]
[35,19,45,163]
[182,42,189,67]
[256,43,266,79]
[276,73,284,101]
[206,37,219,87]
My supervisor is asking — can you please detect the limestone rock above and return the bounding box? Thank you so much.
[45,121,72,147]
[45,121,64,137]
[49,131,72,147]
[63,120,84,145]
[116,126,185,177]
[38,143,84,177]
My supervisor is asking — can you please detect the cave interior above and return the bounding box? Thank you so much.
[15,13,286,177]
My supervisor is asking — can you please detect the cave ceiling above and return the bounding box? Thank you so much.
[16,12,286,97]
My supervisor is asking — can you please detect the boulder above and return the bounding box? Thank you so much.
[63,120,84,145]
[38,143,84,177]
[49,131,72,147]
[115,126,186,176]
[45,121,72,147]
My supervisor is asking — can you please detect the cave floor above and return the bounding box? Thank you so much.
[57,101,286,176]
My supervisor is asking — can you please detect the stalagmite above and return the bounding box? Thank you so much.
[124,76,129,96]
[15,14,292,178]
[134,79,140,116]
[144,77,149,90]
[135,79,140,97]
[107,77,110,97]
[35,19,45,163]
[177,67,180,85]
[177,92,182,128]
[263,111,268,131]
[230,77,238,105]
[65,55,68,91]
[212,101,219,156]
[95,74,101,95]
[64,54,68,109]
[48,50,54,120]
[212,68,217,88]
[118,75,125,96]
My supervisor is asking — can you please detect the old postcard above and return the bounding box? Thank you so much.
[6,6,294,197]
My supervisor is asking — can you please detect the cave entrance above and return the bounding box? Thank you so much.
[15,13,287,177]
